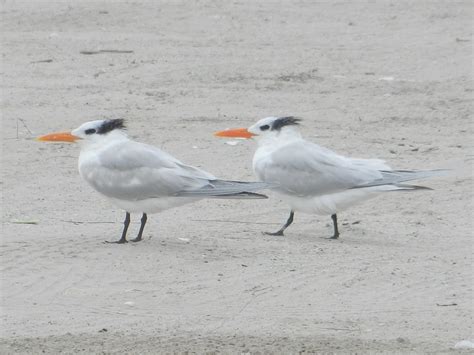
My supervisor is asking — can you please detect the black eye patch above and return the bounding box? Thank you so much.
[85,128,96,135]
[97,119,126,134]
[260,125,270,131]
[271,116,301,131]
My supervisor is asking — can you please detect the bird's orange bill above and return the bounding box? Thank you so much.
[214,128,255,139]
[36,131,80,143]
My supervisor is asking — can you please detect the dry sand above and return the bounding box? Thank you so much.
[1,1,473,353]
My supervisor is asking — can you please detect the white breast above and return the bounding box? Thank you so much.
[279,185,401,215]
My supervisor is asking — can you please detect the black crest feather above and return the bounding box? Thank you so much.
[271,116,301,131]
[97,119,126,134]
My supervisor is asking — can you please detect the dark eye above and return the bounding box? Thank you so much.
[85,128,96,135]
[260,125,270,131]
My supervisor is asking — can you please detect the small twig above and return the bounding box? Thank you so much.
[10,220,39,225]
[191,219,277,225]
[80,49,134,55]
[80,50,101,55]
[100,49,134,53]
[18,118,33,136]
[436,303,457,307]
[60,220,116,224]
[30,59,53,63]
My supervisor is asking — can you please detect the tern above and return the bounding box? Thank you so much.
[37,119,269,243]
[215,116,445,239]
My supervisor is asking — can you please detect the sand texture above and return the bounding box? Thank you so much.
[1,1,473,353]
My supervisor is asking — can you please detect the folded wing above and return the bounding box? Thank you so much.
[83,140,267,201]
[255,140,444,197]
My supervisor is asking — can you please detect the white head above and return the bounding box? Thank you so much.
[72,119,127,143]
[37,119,128,145]
[215,116,302,145]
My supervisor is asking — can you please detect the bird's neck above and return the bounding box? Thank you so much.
[79,131,130,153]
[256,127,302,148]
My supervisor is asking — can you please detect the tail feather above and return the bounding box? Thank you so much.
[392,184,434,191]
[383,169,449,181]
[175,180,272,199]
[209,191,268,199]
[354,169,448,189]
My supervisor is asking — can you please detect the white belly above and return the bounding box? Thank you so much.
[279,186,392,215]
[107,196,199,214]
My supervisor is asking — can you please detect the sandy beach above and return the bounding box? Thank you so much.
[1,1,472,353]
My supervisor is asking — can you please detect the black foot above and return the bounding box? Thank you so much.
[328,214,340,240]
[132,213,148,243]
[263,231,285,236]
[105,239,128,244]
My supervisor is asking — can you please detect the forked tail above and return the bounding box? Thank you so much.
[354,169,448,189]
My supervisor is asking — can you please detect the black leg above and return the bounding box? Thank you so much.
[107,212,130,244]
[131,213,147,242]
[329,213,340,239]
[264,210,294,236]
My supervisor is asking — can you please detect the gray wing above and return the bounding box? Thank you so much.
[81,140,269,201]
[354,169,448,188]
[81,140,216,201]
[175,180,271,198]
[255,141,385,197]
